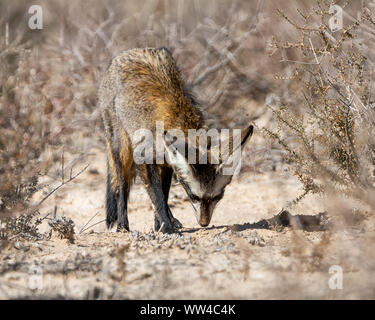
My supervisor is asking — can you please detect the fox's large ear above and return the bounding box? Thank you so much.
[222,124,254,158]
[240,124,254,150]
[163,132,193,179]
[217,124,254,175]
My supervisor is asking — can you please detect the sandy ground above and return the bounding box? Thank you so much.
[0,149,374,299]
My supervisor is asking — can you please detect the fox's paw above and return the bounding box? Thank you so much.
[171,217,183,229]
[158,221,181,234]
[116,224,129,233]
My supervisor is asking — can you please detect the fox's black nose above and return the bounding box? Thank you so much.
[198,220,209,227]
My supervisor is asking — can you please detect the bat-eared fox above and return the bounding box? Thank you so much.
[99,47,253,233]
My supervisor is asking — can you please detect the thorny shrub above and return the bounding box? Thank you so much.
[0,211,49,242]
[48,216,75,243]
[265,1,375,206]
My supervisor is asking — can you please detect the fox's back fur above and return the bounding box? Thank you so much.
[100,47,204,137]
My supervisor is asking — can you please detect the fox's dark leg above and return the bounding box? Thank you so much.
[112,150,129,232]
[160,167,182,229]
[103,111,129,231]
[106,160,118,229]
[117,182,129,231]
[103,106,126,230]
[138,164,174,233]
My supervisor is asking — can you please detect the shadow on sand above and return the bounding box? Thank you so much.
[182,210,330,234]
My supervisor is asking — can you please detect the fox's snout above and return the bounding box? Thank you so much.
[196,200,215,227]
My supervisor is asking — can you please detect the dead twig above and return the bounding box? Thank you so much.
[80,218,106,234]
[79,211,100,234]
[37,164,89,208]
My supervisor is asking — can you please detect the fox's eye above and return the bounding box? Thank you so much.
[212,194,223,202]
[190,194,200,202]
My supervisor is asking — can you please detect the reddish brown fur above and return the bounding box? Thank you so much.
[100,47,205,194]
